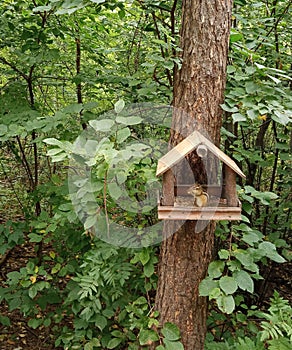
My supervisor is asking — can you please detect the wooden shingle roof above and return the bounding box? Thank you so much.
[156,130,245,178]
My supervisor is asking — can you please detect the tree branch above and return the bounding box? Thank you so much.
[0,57,28,81]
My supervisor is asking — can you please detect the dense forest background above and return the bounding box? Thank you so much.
[0,0,291,349]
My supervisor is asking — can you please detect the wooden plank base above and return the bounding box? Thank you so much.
[158,205,242,221]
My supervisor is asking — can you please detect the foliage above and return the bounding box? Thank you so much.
[0,221,25,256]
[205,292,292,350]
[199,219,286,314]
[0,0,291,349]
[44,100,169,248]
[55,239,184,349]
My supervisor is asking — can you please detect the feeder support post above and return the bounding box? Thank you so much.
[224,165,238,207]
[162,170,175,206]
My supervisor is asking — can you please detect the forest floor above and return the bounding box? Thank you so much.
[0,242,64,350]
[0,238,291,350]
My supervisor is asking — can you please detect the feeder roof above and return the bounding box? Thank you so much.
[156,130,245,179]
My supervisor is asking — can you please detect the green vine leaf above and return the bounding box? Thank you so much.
[89,119,115,132]
[219,276,238,295]
[107,337,123,349]
[117,127,131,144]
[139,329,159,346]
[208,261,225,278]
[116,115,143,125]
[161,322,181,341]
[114,99,125,114]
[233,270,254,293]
[217,295,235,314]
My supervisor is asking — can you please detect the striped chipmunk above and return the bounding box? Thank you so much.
[187,184,209,207]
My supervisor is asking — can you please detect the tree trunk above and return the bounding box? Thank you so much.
[155,1,233,349]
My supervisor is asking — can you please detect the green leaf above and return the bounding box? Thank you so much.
[83,101,99,110]
[133,296,147,305]
[233,270,254,293]
[116,127,131,144]
[199,278,219,296]
[220,103,238,113]
[139,329,159,346]
[258,241,276,255]
[92,338,101,347]
[28,318,43,329]
[227,65,236,74]
[268,251,287,263]
[90,0,106,3]
[8,296,22,310]
[43,138,63,147]
[116,116,143,125]
[94,314,107,331]
[254,191,278,205]
[219,276,238,295]
[107,337,123,349]
[232,113,246,122]
[258,242,286,263]
[84,140,99,156]
[111,330,123,338]
[208,261,225,278]
[163,339,184,350]
[0,314,11,326]
[28,233,43,243]
[218,249,230,259]
[51,263,61,274]
[161,322,181,341]
[221,126,236,139]
[272,110,291,126]
[108,182,123,200]
[51,153,67,162]
[0,124,8,136]
[234,251,254,267]
[7,271,21,284]
[89,119,115,132]
[139,249,150,265]
[114,99,125,114]
[242,231,262,245]
[58,203,73,211]
[268,337,292,350]
[267,74,281,84]
[230,30,243,43]
[217,295,235,314]
[116,171,127,185]
[227,259,241,272]
[84,338,101,350]
[84,215,97,230]
[33,5,52,12]
[275,142,289,150]
[47,148,63,156]
[62,103,83,114]
[143,261,154,277]
[209,287,221,300]
[84,343,93,350]
[245,81,258,94]
[28,285,38,299]
[247,109,258,120]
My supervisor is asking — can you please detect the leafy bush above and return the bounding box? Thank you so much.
[205,292,292,350]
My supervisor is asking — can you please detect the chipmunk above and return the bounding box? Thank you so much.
[187,184,209,207]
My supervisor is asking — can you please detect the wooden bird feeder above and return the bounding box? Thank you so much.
[156,130,246,221]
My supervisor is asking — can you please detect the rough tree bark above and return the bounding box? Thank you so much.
[154,1,233,349]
